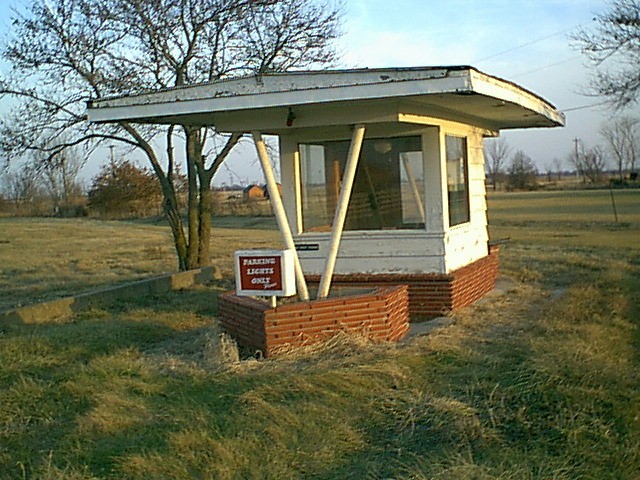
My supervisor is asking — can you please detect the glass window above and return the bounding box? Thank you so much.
[300,144,332,232]
[299,136,424,232]
[445,135,470,226]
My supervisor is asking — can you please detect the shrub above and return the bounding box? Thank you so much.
[88,160,162,218]
[506,150,539,191]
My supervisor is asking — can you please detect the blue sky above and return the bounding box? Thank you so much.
[1,0,637,183]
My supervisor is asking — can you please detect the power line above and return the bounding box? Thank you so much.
[510,56,581,78]
[562,101,609,113]
[473,25,581,64]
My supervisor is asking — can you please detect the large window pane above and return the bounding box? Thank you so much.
[300,144,331,231]
[446,135,470,226]
[299,136,424,232]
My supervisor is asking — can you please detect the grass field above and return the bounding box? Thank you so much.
[0,190,639,479]
[487,189,640,250]
[0,217,279,311]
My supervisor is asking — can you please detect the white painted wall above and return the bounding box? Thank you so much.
[289,231,446,274]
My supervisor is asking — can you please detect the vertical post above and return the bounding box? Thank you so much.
[317,124,366,299]
[293,148,303,234]
[574,137,581,184]
[609,184,619,223]
[252,131,310,301]
[423,127,446,232]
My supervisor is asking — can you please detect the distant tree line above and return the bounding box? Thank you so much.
[0,145,86,216]
[0,154,269,218]
[485,114,640,191]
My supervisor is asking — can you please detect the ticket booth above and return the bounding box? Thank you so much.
[88,66,564,352]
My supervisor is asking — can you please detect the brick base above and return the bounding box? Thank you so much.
[306,245,500,319]
[218,285,410,357]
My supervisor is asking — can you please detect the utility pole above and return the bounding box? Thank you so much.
[108,145,116,166]
[573,138,581,183]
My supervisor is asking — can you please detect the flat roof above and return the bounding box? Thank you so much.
[87,66,565,132]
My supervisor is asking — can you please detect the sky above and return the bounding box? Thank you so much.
[1,0,638,185]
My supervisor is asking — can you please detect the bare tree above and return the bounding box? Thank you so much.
[4,163,44,212]
[601,116,639,180]
[506,150,538,191]
[0,0,343,270]
[484,137,510,191]
[568,139,586,183]
[39,144,85,212]
[552,157,563,181]
[582,146,609,184]
[572,0,640,109]
[543,162,553,183]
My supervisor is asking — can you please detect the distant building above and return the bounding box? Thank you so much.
[243,184,264,201]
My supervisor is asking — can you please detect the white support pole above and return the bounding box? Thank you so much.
[252,131,310,301]
[401,153,426,223]
[317,124,366,299]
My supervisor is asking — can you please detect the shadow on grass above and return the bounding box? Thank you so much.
[303,334,543,479]
[316,251,640,479]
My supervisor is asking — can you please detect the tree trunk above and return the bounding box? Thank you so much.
[161,184,188,271]
[198,179,213,266]
[186,131,200,270]
[182,129,242,270]
[120,121,191,271]
[154,161,189,270]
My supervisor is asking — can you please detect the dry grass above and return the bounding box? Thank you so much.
[487,189,640,224]
[0,191,639,479]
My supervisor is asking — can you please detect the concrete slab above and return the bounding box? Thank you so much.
[404,316,455,340]
[0,266,217,325]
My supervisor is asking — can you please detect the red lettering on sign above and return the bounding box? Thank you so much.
[238,255,283,292]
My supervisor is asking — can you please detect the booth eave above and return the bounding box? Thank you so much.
[86,66,565,132]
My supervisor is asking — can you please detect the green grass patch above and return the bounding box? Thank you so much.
[487,189,640,225]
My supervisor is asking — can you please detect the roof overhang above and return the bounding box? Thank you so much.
[86,66,565,134]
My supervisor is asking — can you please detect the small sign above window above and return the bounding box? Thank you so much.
[295,243,320,251]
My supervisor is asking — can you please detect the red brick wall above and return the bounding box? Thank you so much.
[218,285,409,357]
[217,294,269,352]
[450,245,500,310]
[306,246,499,319]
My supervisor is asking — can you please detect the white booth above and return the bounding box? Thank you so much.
[88,66,564,316]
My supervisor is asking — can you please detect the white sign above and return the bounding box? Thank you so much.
[234,249,296,297]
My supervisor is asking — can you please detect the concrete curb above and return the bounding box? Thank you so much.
[0,266,217,325]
